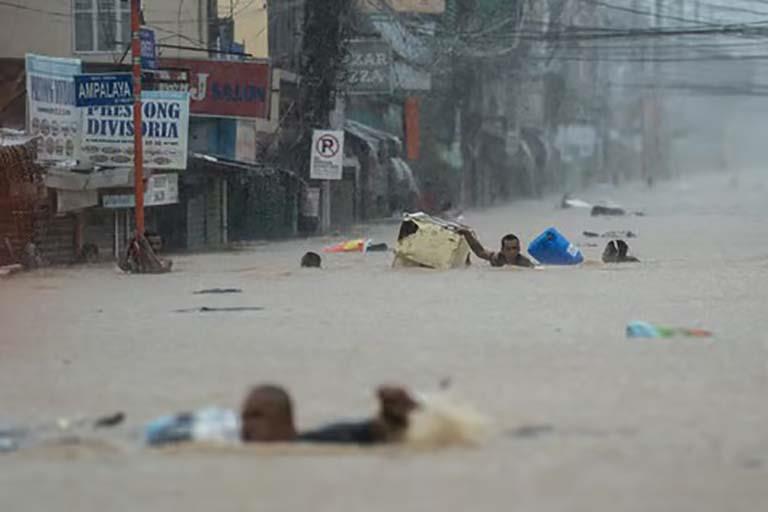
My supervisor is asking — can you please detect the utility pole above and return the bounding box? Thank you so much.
[653,0,663,183]
[636,0,650,184]
[131,0,145,237]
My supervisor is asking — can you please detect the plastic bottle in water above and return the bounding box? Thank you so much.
[145,407,240,447]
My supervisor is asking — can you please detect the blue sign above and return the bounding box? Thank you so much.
[74,73,134,107]
[140,28,157,69]
[229,42,245,60]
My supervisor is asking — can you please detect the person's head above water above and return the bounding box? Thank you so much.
[240,384,297,442]
[301,251,322,268]
[499,234,521,262]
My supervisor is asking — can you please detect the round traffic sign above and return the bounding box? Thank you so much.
[316,134,340,158]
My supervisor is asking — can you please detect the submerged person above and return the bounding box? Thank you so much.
[297,386,419,444]
[242,384,420,445]
[458,229,536,268]
[602,239,639,263]
[147,384,421,447]
[300,251,322,268]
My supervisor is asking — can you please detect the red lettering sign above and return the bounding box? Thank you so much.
[160,59,270,119]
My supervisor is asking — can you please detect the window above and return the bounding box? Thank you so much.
[74,0,130,52]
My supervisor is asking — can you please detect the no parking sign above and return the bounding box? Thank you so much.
[310,129,344,180]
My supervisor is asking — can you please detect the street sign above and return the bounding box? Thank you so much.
[345,40,392,95]
[74,73,133,107]
[310,129,344,180]
[139,27,158,69]
[102,173,179,208]
[142,68,190,92]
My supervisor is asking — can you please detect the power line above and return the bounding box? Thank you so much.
[0,0,69,17]
[157,42,252,57]
[0,0,215,26]
[579,0,718,26]
[608,81,768,97]
[697,1,768,18]
[527,52,768,62]
[150,24,210,49]
[544,40,768,51]
[522,24,768,42]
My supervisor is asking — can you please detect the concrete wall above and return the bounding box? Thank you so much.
[229,2,269,58]
[0,0,212,60]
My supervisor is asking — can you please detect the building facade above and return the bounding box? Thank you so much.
[0,0,296,266]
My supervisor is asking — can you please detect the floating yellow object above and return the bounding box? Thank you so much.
[322,238,370,253]
[393,213,471,270]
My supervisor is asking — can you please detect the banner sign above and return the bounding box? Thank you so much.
[102,173,179,208]
[160,58,270,119]
[78,91,190,170]
[139,27,158,69]
[310,129,344,180]
[142,68,189,92]
[25,53,82,162]
[345,40,392,95]
[75,73,133,107]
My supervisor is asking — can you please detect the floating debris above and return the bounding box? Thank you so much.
[193,288,243,295]
[174,306,265,314]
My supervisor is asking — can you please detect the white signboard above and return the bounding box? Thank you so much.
[303,187,321,217]
[79,90,190,170]
[102,173,179,208]
[310,129,344,180]
[25,54,82,162]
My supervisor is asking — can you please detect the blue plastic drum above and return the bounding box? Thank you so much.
[527,227,583,265]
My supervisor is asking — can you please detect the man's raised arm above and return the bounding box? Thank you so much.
[458,229,493,261]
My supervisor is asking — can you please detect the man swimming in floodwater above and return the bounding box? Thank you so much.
[146,384,420,447]
[458,229,536,268]
[241,384,420,445]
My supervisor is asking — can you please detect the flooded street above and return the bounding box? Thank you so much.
[2,171,768,511]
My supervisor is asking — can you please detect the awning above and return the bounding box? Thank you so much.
[44,168,169,213]
[344,119,402,155]
[187,153,304,184]
[44,168,139,191]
